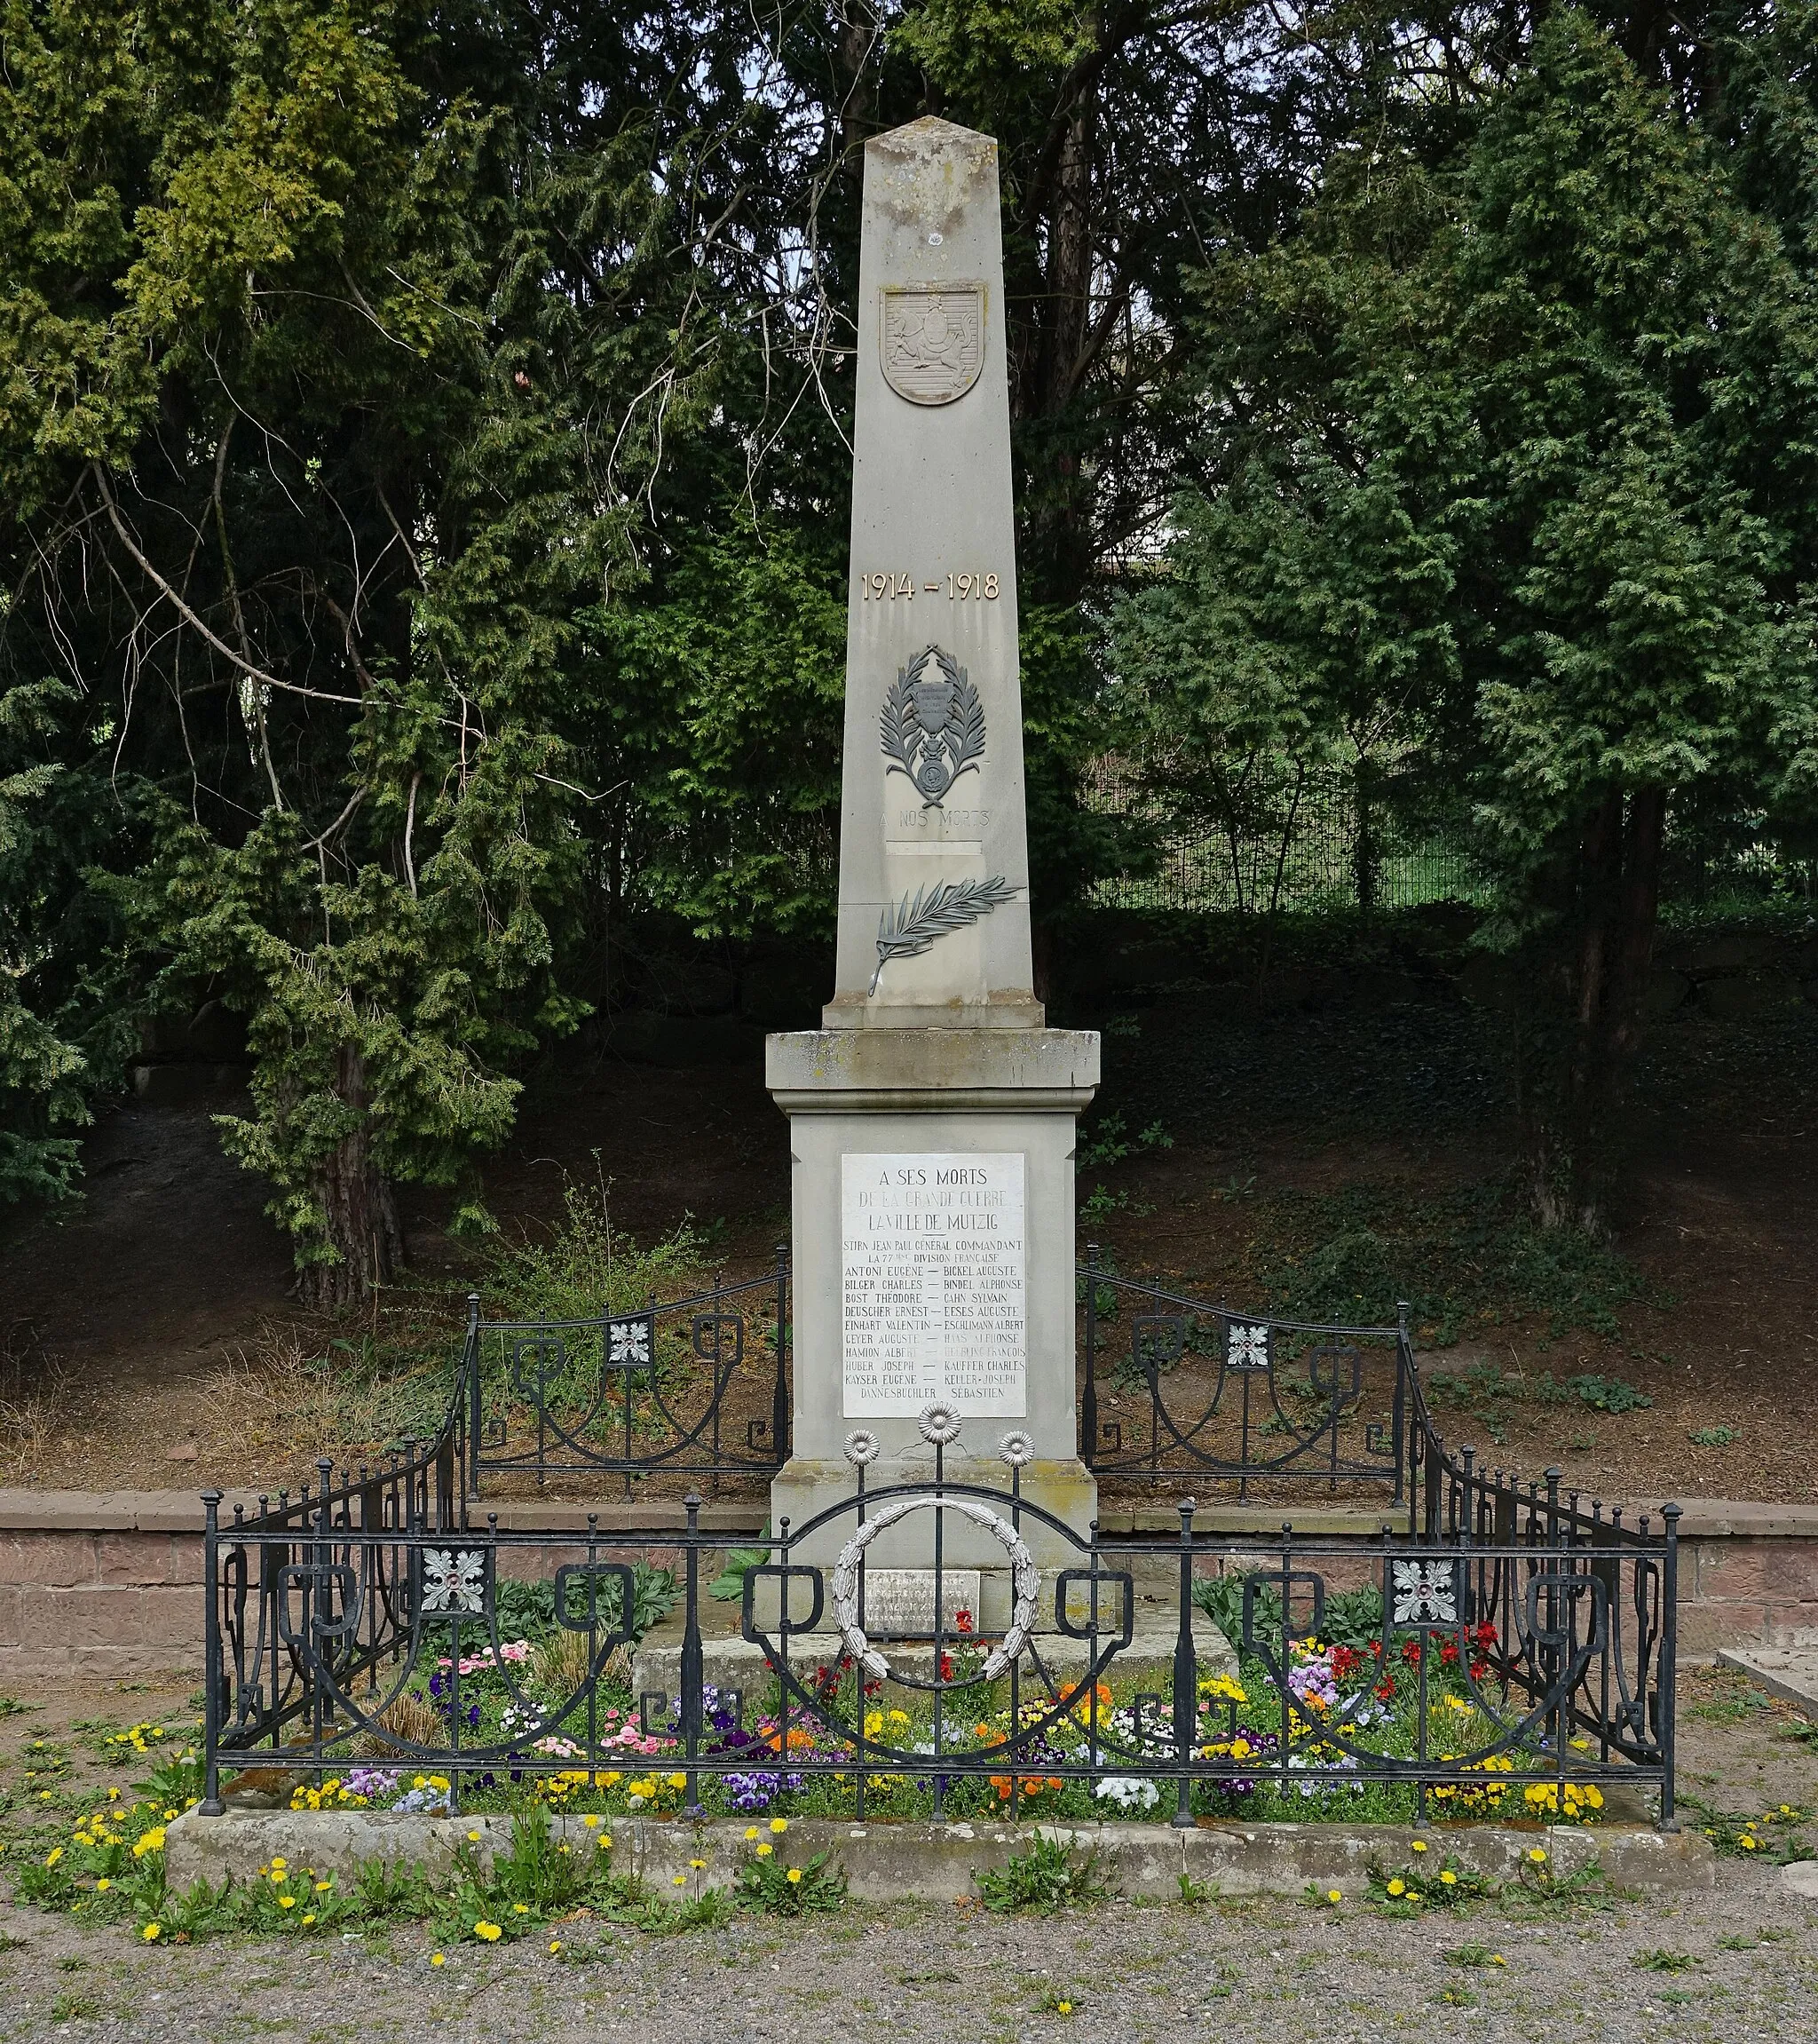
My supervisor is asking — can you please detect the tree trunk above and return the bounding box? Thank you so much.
[299,1046,404,1310]
[1528,785,1666,1234]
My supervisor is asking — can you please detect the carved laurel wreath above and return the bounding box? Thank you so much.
[880,645,985,806]
[870,875,1019,995]
[829,1495,1040,1684]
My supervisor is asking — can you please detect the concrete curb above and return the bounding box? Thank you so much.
[165,1810,1713,1900]
[1717,1647,1818,1718]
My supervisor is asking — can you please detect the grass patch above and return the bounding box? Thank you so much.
[976,1834,1112,1915]
[1246,1177,1658,1343]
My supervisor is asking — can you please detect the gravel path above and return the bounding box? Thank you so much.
[0,1862,1812,2043]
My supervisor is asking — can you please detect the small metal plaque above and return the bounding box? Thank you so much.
[860,1567,982,1638]
[881,283,984,405]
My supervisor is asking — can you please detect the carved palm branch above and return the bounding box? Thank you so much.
[870,875,1019,995]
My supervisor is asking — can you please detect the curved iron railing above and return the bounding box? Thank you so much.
[1079,1248,1411,1499]
[201,1409,1677,1827]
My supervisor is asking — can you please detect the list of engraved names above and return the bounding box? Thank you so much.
[842,1153,1026,1417]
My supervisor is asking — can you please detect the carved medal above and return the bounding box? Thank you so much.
[880,284,984,405]
[881,645,984,806]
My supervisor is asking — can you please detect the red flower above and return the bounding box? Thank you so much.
[953,1609,975,1636]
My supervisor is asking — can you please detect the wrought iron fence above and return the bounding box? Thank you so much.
[1079,1252,1412,1501]
[200,1406,1678,1828]
[463,1252,791,1497]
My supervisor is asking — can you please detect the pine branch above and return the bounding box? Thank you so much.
[869,875,1019,995]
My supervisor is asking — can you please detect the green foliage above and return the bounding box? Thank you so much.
[732,1845,846,1916]
[482,1179,707,1324]
[709,1533,773,1604]
[1250,1177,1654,1340]
[1111,9,1818,1222]
[975,1833,1112,1914]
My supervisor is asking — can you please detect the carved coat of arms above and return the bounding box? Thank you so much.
[881,645,985,805]
[880,284,984,405]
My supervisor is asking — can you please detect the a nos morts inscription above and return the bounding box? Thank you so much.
[841,1153,1026,1416]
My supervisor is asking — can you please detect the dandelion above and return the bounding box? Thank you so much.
[280,1896,296,1909]
[770,1817,788,1834]
[302,1913,316,1927]
[690,1858,706,1870]
[474,1921,502,1942]
[95,1880,111,1893]
[467,1829,482,1843]
[549,1941,561,1955]
[673,1874,687,1886]
[513,1904,529,1914]
[431,1953,446,1968]
[745,1826,760,1842]
[143,1924,162,1942]
[1411,1840,1428,1853]
[597,1836,612,1851]
[583,1815,600,1829]
[755,1842,773,1858]
[1387,1879,1406,1897]
[1057,2002,1073,2016]
[1440,1871,1458,1887]
[787,1868,803,1885]
[1327,1889,1341,1904]
[1527,1847,1547,1864]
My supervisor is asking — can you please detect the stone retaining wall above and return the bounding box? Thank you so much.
[0,1491,1810,1678]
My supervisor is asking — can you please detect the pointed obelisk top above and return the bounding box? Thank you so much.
[823,116,1040,1029]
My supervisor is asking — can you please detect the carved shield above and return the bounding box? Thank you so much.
[880,283,985,406]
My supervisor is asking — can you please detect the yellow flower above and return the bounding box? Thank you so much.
[690,1858,706,1870]
[786,1868,803,1884]
[474,1921,502,1942]
[272,1856,288,1870]
[1056,2003,1073,2016]
[770,1817,788,1834]
[667,1771,687,1790]
[745,1826,760,1842]
[95,1880,111,1893]
[755,1842,773,1858]
[467,1830,481,1842]
[549,1941,562,1955]
[673,1874,687,1886]
[513,1904,529,1914]
[597,1835,612,1851]
[431,1953,446,1968]
[1440,1871,1457,1887]
[1411,1840,1428,1853]
[1326,1889,1341,1904]
[1527,1847,1547,1864]
[315,1880,331,1892]
[583,1815,600,1829]
[302,1913,316,1927]
[1387,1879,1405,1897]
[44,1848,61,1867]
[143,1923,162,1942]
[280,1896,296,1909]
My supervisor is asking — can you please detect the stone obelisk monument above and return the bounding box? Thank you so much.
[766,117,1100,1606]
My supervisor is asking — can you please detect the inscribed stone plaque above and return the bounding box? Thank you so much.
[860,1568,982,1638]
[842,1152,1026,1417]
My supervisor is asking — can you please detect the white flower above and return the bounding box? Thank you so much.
[1228,1323,1271,1372]
[608,1318,651,1367]
[1093,1776,1161,1811]
[1391,1558,1457,1626]
[421,1549,486,1614]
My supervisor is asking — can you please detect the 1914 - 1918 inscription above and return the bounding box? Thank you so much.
[842,1153,1026,1417]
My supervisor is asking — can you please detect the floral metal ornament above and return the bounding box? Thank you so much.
[605,1315,653,1369]
[1390,1557,1459,1628]
[997,1430,1035,1468]
[881,645,985,806]
[843,1429,882,1467]
[917,1400,963,1447]
[1227,1322,1272,1373]
[420,1549,489,1616]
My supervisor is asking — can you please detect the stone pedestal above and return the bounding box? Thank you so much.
[767,1028,1098,1584]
